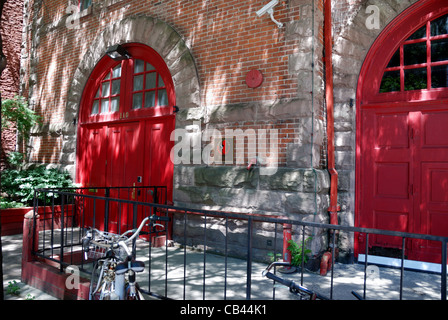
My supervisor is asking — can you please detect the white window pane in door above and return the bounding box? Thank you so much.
[132,93,143,109]
[112,64,121,78]
[134,59,145,74]
[157,89,168,106]
[145,91,155,108]
[102,82,110,97]
[91,100,99,114]
[111,97,120,112]
[145,73,157,89]
[101,99,109,113]
[134,75,144,91]
[111,79,121,95]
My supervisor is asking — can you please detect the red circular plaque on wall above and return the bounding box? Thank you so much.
[245,69,263,88]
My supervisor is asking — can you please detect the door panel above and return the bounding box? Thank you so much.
[360,109,448,263]
[360,110,414,249]
[79,118,174,235]
[106,122,143,233]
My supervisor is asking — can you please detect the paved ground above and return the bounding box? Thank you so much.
[2,233,447,300]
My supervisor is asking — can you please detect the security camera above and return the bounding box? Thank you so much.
[256,0,283,28]
[256,0,279,17]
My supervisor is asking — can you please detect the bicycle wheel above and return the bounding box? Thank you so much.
[89,260,115,300]
[125,283,145,300]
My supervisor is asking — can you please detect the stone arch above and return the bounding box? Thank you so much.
[64,15,201,123]
[61,15,202,176]
[330,0,420,231]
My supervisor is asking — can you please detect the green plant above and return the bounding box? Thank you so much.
[1,95,41,140]
[267,252,282,263]
[6,280,21,296]
[25,294,36,300]
[1,166,76,207]
[6,151,25,169]
[287,237,312,267]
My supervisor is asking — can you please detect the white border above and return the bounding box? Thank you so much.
[358,254,447,274]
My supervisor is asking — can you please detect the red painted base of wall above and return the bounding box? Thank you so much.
[20,207,89,300]
[1,205,74,236]
[22,260,90,300]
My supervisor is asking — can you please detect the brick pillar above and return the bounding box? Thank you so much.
[21,210,39,278]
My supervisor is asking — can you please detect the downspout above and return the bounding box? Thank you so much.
[321,0,341,276]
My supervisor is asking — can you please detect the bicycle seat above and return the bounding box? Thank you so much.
[115,260,145,275]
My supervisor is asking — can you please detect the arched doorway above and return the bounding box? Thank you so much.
[357,1,448,263]
[77,43,175,231]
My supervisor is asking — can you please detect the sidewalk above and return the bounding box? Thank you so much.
[2,233,446,300]
[2,234,59,300]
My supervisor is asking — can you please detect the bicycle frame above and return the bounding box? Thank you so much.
[83,214,170,300]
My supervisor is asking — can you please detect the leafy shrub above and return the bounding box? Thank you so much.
[1,166,75,208]
[287,237,312,267]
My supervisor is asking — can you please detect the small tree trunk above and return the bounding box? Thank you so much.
[0,0,8,301]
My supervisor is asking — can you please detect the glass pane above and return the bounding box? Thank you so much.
[380,70,401,93]
[431,14,448,36]
[132,93,143,109]
[146,63,155,71]
[111,97,120,112]
[91,100,99,114]
[431,65,448,88]
[158,74,165,87]
[145,91,155,108]
[407,25,426,40]
[101,82,110,97]
[158,89,168,106]
[387,49,400,68]
[104,72,111,80]
[134,59,145,74]
[404,68,427,91]
[145,73,157,89]
[431,38,448,62]
[95,87,100,98]
[101,99,109,113]
[404,42,427,65]
[134,75,144,91]
[112,65,121,78]
[111,79,121,95]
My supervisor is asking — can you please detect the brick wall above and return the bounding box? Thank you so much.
[0,0,24,169]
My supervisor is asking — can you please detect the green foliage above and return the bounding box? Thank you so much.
[1,95,41,139]
[6,151,25,169]
[0,166,75,207]
[6,281,21,296]
[287,237,312,267]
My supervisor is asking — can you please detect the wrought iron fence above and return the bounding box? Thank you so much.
[31,188,448,300]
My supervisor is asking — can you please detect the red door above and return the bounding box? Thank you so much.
[359,106,448,263]
[77,43,176,233]
[356,3,448,263]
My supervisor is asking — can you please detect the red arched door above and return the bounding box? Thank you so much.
[357,2,448,263]
[77,43,175,232]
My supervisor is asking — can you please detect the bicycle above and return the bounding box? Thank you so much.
[82,214,170,300]
[262,261,330,300]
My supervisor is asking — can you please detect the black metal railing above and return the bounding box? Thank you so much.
[30,188,448,300]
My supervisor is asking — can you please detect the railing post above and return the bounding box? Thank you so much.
[246,217,253,300]
[104,187,110,232]
[60,194,65,272]
[282,220,293,270]
[442,240,447,300]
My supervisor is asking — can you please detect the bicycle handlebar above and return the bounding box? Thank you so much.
[262,261,330,300]
[84,214,170,254]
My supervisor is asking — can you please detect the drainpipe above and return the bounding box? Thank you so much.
[322,0,340,275]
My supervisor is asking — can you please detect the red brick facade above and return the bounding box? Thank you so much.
[0,0,24,169]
